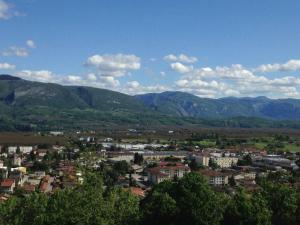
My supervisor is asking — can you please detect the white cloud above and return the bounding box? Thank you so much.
[16,70,54,82]
[170,62,193,74]
[3,46,29,57]
[256,59,300,73]
[0,0,10,19]
[0,62,15,70]
[171,60,300,98]
[126,80,140,89]
[0,0,22,20]
[87,73,97,81]
[67,75,82,83]
[99,76,120,87]
[164,54,198,64]
[85,54,141,77]
[26,40,36,48]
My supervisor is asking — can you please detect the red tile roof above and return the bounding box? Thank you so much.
[126,187,145,197]
[0,179,15,187]
[23,184,36,192]
[199,169,228,178]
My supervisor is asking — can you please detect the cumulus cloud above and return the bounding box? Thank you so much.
[160,71,166,77]
[0,0,22,20]
[99,76,120,87]
[85,54,141,77]
[0,62,15,70]
[87,73,97,81]
[0,0,12,19]
[26,40,36,48]
[170,62,193,74]
[124,81,168,95]
[16,70,54,82]
[67,75,82,83]
[171,60,300,98]
[2,41,36,57]
[3,46,29,57]
[256,59,300,73]
[164,54,198,64]
[126,80,140,89]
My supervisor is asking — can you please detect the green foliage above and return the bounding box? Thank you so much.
[0,171,299,225]
[113,161,130,176]
[0,172,140,225]
[134,153,144,165]
[141,172,225,225]
[209,158,219,169]
[237,154,252,166]
[222,189,272,225]
[261,182,299,225]
[2,77,300,130]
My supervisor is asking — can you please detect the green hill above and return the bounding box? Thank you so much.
[1,75,300,131]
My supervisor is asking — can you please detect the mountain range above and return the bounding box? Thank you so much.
[0,74,300,131]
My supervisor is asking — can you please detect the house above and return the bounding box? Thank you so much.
[12,155,22,166]
[125,187,145,198]
[199,169,229,186]
[0,179,16,193]
[252,155,299,171]
[39,175,53,193]
[190,153,210,166]
[22,184,36,193]
[9,169,28,186]
[8,146,18,155]
[19,146,34,154]
[50,131,64,136]
[147,162,190,184]
[211,156,238,168]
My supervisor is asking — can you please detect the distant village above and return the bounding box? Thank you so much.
[0,130,299,200]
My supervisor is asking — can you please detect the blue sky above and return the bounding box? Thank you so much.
[0,0,300,98]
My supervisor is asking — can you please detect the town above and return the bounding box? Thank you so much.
[0,129,299,199]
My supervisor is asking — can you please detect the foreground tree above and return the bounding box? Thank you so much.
[141,172,225,225]
[222,189,272,225]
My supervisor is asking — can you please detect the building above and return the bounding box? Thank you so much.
[199,170,229,186]
[190,153,210,166]
[12,155,22,166]
[147,162,190,184]
[19,146,34,154]
[8,146,18,155]
[253,155,299,170]
[211,157,238,168]
[0,179,16,193]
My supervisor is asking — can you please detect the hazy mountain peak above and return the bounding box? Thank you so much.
[0,74,22,81]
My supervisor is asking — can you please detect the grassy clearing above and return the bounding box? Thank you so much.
[283,143,300,152]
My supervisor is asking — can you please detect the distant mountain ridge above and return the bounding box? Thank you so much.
[136,91,300,120]
[0,74,300,131]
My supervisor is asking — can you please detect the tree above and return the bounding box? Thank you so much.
[189,159,199,171]
[141,172,225,225]
[261,182,298,225]
[228,175,236,187]
[134,153,143,165]
[113,161,130,176]
[237,154,252,166]
[222,189,272,225]
[209,159,219,169]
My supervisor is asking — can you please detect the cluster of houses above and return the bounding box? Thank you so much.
[0,144,82,201]
[104,144,299,193]
[0,136,299,200]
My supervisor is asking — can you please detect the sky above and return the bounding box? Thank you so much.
[0,0,300,98]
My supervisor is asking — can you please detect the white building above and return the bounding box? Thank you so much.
[8,146,18,155]
[211,157,238,168]
[19,146,33,154]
